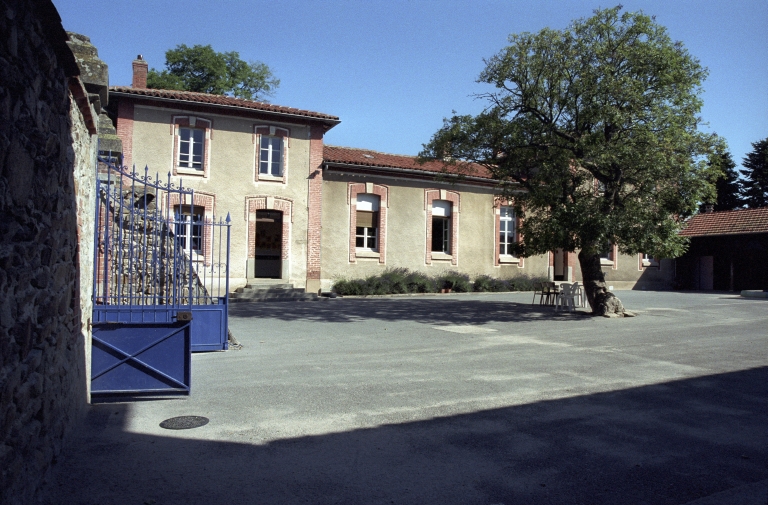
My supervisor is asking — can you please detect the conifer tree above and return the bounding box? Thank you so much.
[741,138,768,208]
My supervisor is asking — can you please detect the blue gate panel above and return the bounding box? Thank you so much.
[191,298,228,352]
[91,322,191,397]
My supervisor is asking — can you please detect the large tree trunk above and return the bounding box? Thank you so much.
[577,249,626,317]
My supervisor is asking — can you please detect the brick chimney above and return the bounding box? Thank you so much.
[132,55,148,89]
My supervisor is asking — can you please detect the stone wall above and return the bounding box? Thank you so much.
[0,1,97,503]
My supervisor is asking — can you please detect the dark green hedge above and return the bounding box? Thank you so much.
[332,268,545,296]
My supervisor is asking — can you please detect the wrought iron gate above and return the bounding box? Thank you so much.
[91,159,231,398]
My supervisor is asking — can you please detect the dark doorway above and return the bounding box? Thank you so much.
[255,210,283,278]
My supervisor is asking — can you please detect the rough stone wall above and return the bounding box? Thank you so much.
[0,1,96,503]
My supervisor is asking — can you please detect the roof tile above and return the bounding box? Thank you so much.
[110,86,340,122]
[323,145,494,180]
[679,207,768,237]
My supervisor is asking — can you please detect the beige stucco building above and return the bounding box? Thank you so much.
[109,58,672,294]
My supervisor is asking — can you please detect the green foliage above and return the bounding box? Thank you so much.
[147,44,279,101]
[436,272,471,292]
[741,138,768,208]
[700,146,744,212]
[331,269,543,296]
[420,6,721,264]
[472,274,542,292]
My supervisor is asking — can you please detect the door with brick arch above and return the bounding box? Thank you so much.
[254,209,283,278]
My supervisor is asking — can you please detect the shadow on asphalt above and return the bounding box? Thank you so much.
[229,298,594,324]
[42,367,768,505]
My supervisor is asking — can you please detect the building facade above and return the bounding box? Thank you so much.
[110,58,671,294]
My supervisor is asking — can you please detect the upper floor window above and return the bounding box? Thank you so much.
[254,125,289,182]
[259,136,283,176]
[499,206,516,256]
[431,200,452,254]
[355,194,380,251]
[172,116,212,177]
[178,127,205,171]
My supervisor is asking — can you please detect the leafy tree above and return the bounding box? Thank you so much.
[740,138,768,208]
[700,146,743,212]
[420,7,720,316]
[147,44,279,101]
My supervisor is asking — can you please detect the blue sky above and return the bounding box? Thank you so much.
[55,0,767,170]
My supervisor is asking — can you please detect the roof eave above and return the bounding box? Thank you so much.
[324,161,509,187]
[109,90,341,129]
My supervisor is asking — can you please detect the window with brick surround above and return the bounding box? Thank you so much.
[348,183,388,264]
[172,116,211,177]
[600,242,618,269]
[254,125,289,183]
[494,201,524,268]
[431,201,452,254]
[355,194,379,251]
[259,136,283,176]
[174,206,203,258]
[425,189,459,265]
[166,191,215,266]
[179,128,204,171]
[499,206,516,256]
[639,253,659,269]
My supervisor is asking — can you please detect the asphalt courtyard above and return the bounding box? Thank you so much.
[41,291,767,505]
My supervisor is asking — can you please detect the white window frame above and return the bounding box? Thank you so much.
[499,205,516,257]
[431,200,452,254]
[641,253,659,268]
[355,194,379,252]
[178,127,205,172]
[174,206,204,260]
[259,135,283,177]
[600,242,615,267]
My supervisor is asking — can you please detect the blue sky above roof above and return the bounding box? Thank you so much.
[55,0,767,170]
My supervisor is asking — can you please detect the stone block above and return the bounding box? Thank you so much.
[65,32,108,107]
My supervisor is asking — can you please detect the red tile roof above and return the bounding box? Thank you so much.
[679,207,768,237]
[323,145,494,180]
[110,86,340,123]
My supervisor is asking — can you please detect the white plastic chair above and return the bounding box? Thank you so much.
[555,283,577,311]
[571,281,587,308]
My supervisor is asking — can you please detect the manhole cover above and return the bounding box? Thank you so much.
[159,416,209,430]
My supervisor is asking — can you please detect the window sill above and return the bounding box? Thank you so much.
[355,250,380,259]
[258,174,284,182]
[431,252,453,261]
[600,259,614,267]
[642,261,659,268]
[499,256,520,264]
[176,167,205,176]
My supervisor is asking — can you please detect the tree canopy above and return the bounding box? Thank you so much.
[740,138,768,208]
[147,44,279,101]
[420,6,720,315]
[701,146,743,212]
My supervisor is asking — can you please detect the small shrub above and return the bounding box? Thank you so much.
[437,271,471,292]
[405,270,438,293]
[507,274,545,292]
[380,268,410,294]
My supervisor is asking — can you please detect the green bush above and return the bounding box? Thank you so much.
[407,272,438,293]
[437,271,471,292]
[473,273,547,292]
[331,269,545,296]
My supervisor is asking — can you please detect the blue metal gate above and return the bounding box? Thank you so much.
[91,159,231,398]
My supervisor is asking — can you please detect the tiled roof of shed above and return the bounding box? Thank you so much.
[679,207,768,237]
[109,86,340,123]
[323,145,494,180]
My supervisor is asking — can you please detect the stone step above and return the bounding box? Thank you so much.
[230,289,318,302]
[230,281,318,302]
[242,283,295,291]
